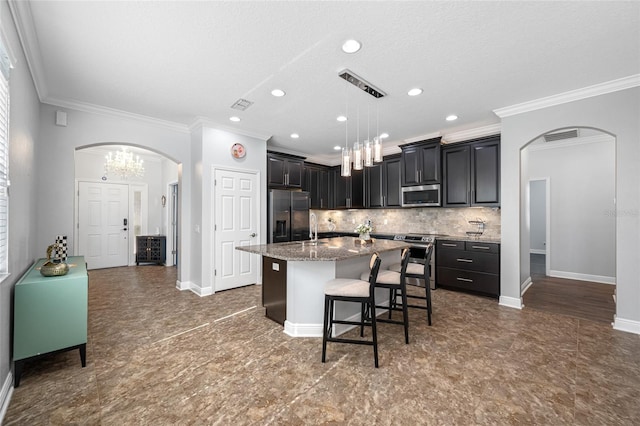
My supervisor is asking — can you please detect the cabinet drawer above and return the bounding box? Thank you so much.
[437,240,465,250]
[465,241,499,254]
[437,267,499,297]
[437,248,499,274]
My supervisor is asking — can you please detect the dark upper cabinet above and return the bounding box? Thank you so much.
[267,152,304,188]
[331,166,364,209]
[384,157,402,207]
[400,138,442,186]
[471,140,500,205]
[442,145,470,206]
[364,155,401,208]
[304,163,331,209]
[442,135,500,207]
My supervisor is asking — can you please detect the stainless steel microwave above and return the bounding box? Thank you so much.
[401,184,441,207]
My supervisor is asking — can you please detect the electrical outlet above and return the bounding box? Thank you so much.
[383,219,388,225]
[352,218,355,224]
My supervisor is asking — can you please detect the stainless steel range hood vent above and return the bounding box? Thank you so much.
[338,69,386,98]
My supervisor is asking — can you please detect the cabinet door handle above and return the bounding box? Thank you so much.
[456,258,473,263]
[457,277,473,282]
[442,243,457,247]
[472,245,490,250]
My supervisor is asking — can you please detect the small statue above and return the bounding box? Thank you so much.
[40,243,69,277]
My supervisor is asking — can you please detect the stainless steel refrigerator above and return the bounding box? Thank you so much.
[268,190,310,243]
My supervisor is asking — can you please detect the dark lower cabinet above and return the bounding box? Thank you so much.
[262,256,287,325]
[136,236,166,265]
[436,239,500,298]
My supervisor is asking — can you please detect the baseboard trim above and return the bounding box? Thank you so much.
[613,316,640,335]
[284,321,322,337]
[0,372,14,425]
[549,270,616,285]
[190,283,213,297]
[521,276,533,295]
[530,249,546,255]
[499,295,523,309]
[176,280,191,291]
[283,303,391,338]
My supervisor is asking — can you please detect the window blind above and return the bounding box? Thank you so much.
[0,72,8,273]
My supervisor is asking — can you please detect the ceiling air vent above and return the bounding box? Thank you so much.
[544,129,579,142]
[230,98,254,111]
[338,69,386,98]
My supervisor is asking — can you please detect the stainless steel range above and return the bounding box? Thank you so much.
[392,233,447,289]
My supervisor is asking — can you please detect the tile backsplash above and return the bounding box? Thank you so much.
[312,207,501,239]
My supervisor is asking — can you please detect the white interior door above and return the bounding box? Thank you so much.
[78,182,129,269]
[214,169,259,291]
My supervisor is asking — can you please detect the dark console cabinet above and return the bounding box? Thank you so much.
[136,235,166,265]
[436,239,500,298]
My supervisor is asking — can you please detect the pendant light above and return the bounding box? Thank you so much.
[353,106,363,170]
[363,106,374,167]
[373,106,383,163]
[341,80,351,177]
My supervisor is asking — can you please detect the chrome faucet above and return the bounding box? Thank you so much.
[309,212,318,244]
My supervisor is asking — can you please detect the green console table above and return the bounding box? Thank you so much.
[13,256,88,387]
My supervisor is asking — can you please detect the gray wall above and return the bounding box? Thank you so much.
[0,0,41,401]
[500,87,640,329]
[528,135,615,282]
[529,179,546,253]
[37,104,192,284]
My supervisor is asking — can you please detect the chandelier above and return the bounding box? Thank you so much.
[104,147,144,179]
[339,70,386,177]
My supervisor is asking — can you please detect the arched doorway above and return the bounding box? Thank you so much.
[519,127,616,322]
[74,144,180,269]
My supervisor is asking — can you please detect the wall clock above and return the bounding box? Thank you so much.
[231,143,246,158]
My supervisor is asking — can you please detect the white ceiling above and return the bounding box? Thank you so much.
[11,1,640,164]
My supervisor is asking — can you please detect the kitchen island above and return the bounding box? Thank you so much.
[237,237,408,337]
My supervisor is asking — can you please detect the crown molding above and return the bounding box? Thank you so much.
[190,116,271,142]
[527,133,614,152]
[402,131,441,145]
[494,74,640,118]
[441,123,502,144]
[44,96,190,133]
[8,0,46,99]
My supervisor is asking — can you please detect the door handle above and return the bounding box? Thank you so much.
[249,233,257,238]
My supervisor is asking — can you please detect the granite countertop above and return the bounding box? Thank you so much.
[437,235,501,244]
[236,237,409,261]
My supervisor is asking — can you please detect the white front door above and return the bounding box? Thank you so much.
[78,182,129,269]
[214,169,259,291]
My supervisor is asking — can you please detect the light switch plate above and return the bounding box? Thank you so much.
[272,262,279,271]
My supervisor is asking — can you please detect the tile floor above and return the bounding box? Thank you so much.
[4,266,640,425]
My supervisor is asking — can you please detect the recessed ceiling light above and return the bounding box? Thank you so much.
[380,133,389,139]
[408,88,423,96]
[342,39,361,54]
[290,133,299,139]
[271,89,286,97]
[229,116,240,122]
[446,115,458,121]
[333,145,342,151]
[336,115,347,122]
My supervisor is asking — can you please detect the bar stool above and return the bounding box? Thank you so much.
[360,247,411,344]
[388,243,433,325]
[322,253,382,368]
